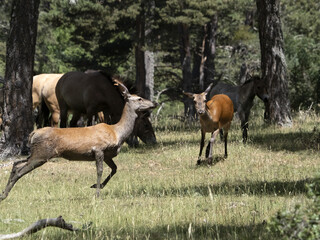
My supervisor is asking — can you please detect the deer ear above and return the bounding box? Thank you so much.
[183,91,194,99]
[204,83,213,95]
[114,79,130,98]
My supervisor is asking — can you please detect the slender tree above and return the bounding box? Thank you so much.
[257,0,292,125]
[203,14,218,88]
[0,0,40,157]
[179,23,195,119]
[135,1,147,98]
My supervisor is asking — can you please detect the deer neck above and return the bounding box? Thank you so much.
[114,102,138,145]
[200,109,212,122]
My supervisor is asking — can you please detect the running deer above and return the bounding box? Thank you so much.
[184,84,234,165]
[0,80,157,202]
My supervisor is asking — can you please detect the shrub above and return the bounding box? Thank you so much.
[268,178,320,239]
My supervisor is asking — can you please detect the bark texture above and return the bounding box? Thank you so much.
[144,50,154,101]
[135,3,146,98]
[0,0,40,157]
[257,0,292,126]
[180,23,195,119]
[203,15,218,88]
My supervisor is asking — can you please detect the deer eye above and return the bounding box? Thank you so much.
[138,98,143,101]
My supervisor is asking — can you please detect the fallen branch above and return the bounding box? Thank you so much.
[0,216,78,239]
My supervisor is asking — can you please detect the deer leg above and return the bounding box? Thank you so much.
[198,130,205,165]
[92,150,104,197]
[207,129,220,164]
[224,131,229,158]
[91,158,117,190]
[219,129,224,141]
[0,158,46,202]
[223,123,231,158]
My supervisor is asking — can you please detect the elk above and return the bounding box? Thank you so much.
[0,80,157,202]
[184,84,234,165]
[208,75,269,143]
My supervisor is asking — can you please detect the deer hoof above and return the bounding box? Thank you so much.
[197,159,201,165]
[90,184,97,188]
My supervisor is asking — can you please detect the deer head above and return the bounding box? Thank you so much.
[183,83,213,115]
[114,79,157,112]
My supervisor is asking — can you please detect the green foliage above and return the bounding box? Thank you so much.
[1,0,320,110]
[268,177,320,239]
[35,0,136,74]
[285,35,320,110]
[233,25,256,43]
[282,0,320,111]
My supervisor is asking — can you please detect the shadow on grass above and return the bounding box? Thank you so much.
[145,222,271,240]
[249,130,320,152]
[48,222,272,240]
[111,177,319,198]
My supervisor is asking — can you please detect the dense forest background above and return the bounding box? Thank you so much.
[0,0,319,111]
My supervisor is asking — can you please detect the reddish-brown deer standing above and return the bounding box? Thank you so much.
[184,84,234,165]
[0,80,156,202]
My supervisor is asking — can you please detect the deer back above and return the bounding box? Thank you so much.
[206,94,234,127]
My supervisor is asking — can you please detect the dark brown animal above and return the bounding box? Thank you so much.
[0,80,157,201]
[184,84,234,165]
[55,71,156,146]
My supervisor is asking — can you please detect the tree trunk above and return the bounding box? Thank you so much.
[144,50,154,101]
[203,14,218,88]
[257,0,292,126]
[0,0,40,157]
[135,2,146,99]
[180,23,195,120]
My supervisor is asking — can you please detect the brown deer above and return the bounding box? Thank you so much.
[0,80,157,202]
[184,84,234,165]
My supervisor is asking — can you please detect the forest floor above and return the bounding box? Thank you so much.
[0,108,319,239]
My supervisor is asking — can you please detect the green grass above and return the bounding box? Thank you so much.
[0,109,319,239]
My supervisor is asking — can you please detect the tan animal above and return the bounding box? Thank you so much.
[33,74,63,127]
[0,80,157,201]
[184,84,234,165]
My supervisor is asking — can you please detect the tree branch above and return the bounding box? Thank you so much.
[0,216,78,240]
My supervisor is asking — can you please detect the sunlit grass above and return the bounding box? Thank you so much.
[0,108,319,239]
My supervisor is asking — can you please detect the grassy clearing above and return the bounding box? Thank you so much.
[0,108,319,239]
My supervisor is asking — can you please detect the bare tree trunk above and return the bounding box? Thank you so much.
[257,0,292,126]
[135,2,146,98]
[0,0,40,157]
[193,15,217,93]
[198,26,206,91]
[145,50,154,101]
[203,14,218,88]
[180,23,195,120]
